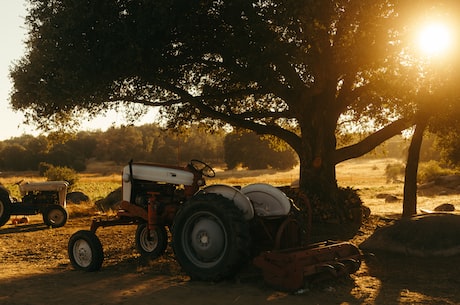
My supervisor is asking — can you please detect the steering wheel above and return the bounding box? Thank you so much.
[190,159,215,178]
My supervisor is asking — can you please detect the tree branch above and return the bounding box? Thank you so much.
[132,79,303,153]
[333,118,413,164]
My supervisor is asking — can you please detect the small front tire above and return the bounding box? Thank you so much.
[43,205,68,228]
[68,230,104,271]
[135,223,168,259]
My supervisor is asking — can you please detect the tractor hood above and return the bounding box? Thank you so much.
[122,163,195,202]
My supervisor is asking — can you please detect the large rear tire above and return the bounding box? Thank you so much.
[135,223,168,259]
[68,230,104,271]
[172,194,251,281]
[0,195,11,227]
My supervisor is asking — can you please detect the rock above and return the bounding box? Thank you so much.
[360,214,460,257]
[435,175,460,189]
[376,193,399,202]
[418,181,435,189]
[434,203,455,212]
[385,195,399,203]
[95,187,122,212]
[435,175,460,184]
[66,191,90,204]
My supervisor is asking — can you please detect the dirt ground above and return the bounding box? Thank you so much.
[2,158,460,305]
[1,212,460,305]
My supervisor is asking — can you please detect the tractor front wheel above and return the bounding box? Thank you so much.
[68,230,104,271]
[172,194,251,281]
[135,223,168,259]
[43,205,68,228]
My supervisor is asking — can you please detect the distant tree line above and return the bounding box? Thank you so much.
[1,123,454,173]
[224,132,298,170]
[0,124,299,172]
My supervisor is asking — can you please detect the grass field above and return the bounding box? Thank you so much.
[212,158,459,216]
[1,158,458,218]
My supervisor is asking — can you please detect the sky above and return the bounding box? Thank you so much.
[0,1,32,140]
[0,1,156,141]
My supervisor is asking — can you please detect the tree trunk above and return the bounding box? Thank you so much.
[402,119,428,218]
[296,106,345,234]
[299,153,338,198]
[298,104,339,200]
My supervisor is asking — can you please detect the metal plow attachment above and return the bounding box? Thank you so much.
[253,240,362,291]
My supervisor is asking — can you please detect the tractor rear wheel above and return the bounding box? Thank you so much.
[135,223,168,259]
[0,195,11,227]
[43,205,68,228]
[172,194,251,281]
[68,230,104,271]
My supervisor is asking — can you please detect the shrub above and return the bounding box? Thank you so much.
[385,162,405,183]
[44,165,79,188]
[38,162,53,176]
[418,160,455,183]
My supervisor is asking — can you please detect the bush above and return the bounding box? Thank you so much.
[418,160,456,183]
[38,162,53,176]
[385,162,405,183]
[43,165,79,189]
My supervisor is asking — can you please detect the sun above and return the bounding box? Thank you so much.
[417,21,453,57]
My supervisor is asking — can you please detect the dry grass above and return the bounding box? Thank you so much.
[336,158,460,216]
[213,158,460,217]
[209,166,300,187]
[3,158,459,219]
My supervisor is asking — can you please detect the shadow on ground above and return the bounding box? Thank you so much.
[364,252,460,305]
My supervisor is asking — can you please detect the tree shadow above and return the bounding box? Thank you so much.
[365,251,460,305]
[0,253,365,305]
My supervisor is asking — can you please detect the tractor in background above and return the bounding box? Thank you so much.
[0,180,69,228]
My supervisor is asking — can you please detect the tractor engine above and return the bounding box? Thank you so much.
[22,191,59,205]
[130,180,185,211]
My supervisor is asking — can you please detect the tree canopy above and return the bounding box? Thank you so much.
[11,0,459,208]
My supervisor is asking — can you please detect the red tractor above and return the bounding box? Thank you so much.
[68,160,361,291]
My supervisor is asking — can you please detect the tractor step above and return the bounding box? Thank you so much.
[253,240,363,291]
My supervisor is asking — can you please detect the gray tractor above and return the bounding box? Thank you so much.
[0,180,69,228]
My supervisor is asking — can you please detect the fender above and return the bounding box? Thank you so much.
[200,184,254,220]
[241,183,291,217]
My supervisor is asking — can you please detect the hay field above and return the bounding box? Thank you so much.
[211,158,460,217]
[2,158,458,218]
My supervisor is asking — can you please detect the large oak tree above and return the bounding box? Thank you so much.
[11,1,424,217]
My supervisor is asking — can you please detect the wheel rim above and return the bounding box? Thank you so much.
[0,200,4,215]
[181,211,227,268]
[140,226,159,252]
[48,208,65,225]
[73,239,93,268]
